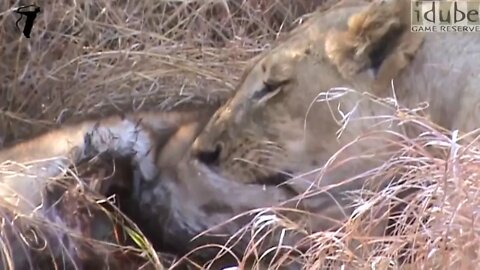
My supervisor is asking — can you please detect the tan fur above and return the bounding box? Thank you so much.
[191,0,480,228]
[325,0,425,94]
[0,104,311,268]
[0,107,215,215]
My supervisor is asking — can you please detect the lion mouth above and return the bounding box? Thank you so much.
[192,152,297,195]
[256,171,291,186]
[256,171,302,196]
[195,157,291,186]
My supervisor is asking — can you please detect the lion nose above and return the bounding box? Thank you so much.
[192,142,222,165]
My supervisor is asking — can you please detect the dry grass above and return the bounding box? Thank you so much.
[0,157,169,269]
[0,0,327,145]
[1,0,480,269]
[194,96,480,269]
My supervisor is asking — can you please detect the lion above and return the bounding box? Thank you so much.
[190,0,480,235]
[0,104,318,269]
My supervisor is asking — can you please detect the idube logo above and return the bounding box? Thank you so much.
[411,0,480,32]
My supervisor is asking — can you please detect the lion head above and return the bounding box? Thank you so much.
[190,0,479,191]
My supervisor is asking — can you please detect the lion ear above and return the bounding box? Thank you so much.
[370,29,425,94]
[325,0,425,94]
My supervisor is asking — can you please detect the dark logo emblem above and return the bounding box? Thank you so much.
[14,4,41,38]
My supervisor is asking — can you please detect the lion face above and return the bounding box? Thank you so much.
[191,0,478,186]
[191,2,374,184]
